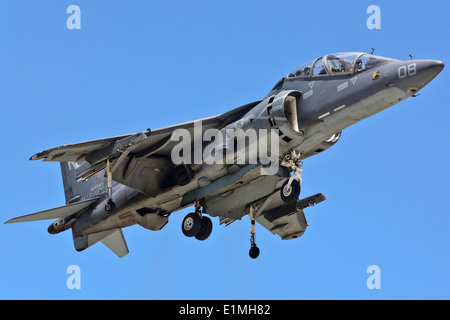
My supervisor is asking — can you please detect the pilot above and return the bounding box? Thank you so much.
[355,59,363,72]
[329,61,340,73]
[304,66,311,76]
[339,61,352,73]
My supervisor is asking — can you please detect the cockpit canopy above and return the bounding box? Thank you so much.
[287,52,394,79]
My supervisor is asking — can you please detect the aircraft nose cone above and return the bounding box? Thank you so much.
[420,59,444,77]
[418,59,444,85]
[429,60,445,74]
[393,59,444,92]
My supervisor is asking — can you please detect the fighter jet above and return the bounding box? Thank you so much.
[5,52,444,259]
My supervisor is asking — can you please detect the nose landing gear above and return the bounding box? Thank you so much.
[280,150,303,202]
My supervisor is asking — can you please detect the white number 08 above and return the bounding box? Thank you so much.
[398,63,417,79]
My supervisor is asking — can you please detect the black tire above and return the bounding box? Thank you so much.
[182,212,202,237]
[195,216,213,241]
[280,179,301,203]
[105,200,116,213]
[249,246,260,259]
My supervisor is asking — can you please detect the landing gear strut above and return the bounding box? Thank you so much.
[280,150,303,203]
[181,201,213,240]
[248,206,259,259]
[105,159,116,213]
[245,197,273,259]
[249,205,260,259]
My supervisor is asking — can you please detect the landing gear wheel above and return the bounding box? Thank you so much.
[248,204,261,259]
[195,216,213,241]
[280,179,301,203]
[249,245,260,259]
[105,199,116,213]
[105,159,116,214]
[182,212,202,237]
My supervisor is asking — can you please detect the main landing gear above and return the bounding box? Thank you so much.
[181,201,213,241]
[181,150,303,259]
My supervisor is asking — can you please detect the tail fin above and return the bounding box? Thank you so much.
[60,162,106,204]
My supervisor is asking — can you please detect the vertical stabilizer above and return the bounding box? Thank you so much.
[60,162,106,204]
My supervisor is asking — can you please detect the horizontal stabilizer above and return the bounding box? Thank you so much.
[4,198,98,224]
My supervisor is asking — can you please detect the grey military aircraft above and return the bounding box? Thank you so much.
[5,52,444,259]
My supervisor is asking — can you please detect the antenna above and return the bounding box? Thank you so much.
[371,48,376,54]
[409,54,414,60]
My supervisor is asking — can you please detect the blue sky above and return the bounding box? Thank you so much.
[0,0,449,299]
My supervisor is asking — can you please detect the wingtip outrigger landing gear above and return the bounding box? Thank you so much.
[280,150,303,203]
[249,205,260,259]
[105,159,116,213]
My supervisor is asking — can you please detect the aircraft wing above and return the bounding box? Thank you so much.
[29,101,260,196]
[255,193,326,240]
[30,101,260,164]
[220,193,326,240]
